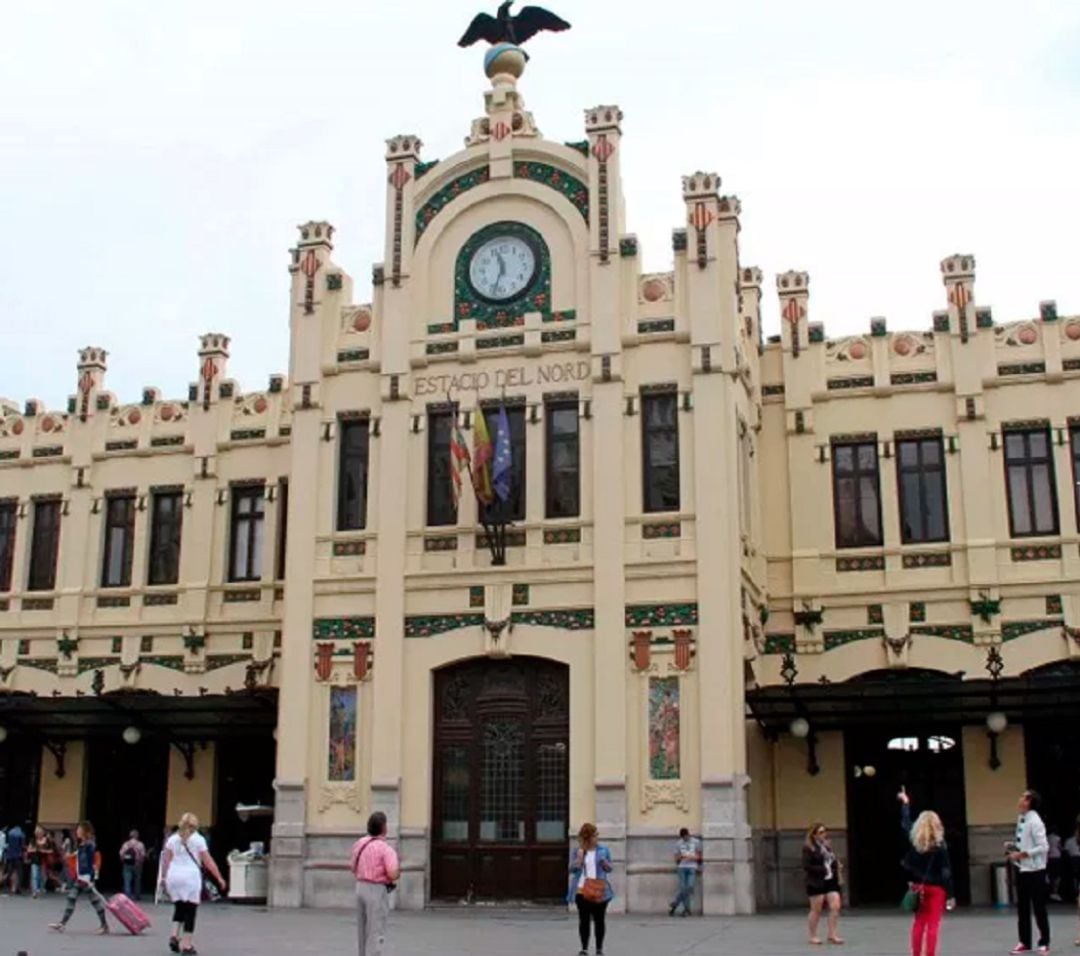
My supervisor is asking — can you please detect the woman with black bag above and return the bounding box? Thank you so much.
[160,812,226,955]
[898,787,955,956]
[802,823,844,945]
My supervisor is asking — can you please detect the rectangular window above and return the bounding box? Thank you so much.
[738,425,752,537]
[0,500,16,592]
[101,494,136,587]
[480,405,526,523]
[832,440,883,548]
[1071,426,1080,531]
[147,491,183,586]
[426,409,457,527]
[276,478,289,581]
[229,485,266,582]
[641,391,680,513]
[27,499,61,591]
[896,436,949,544]
[336,419,370,531]
[1004,427,1059,537]
[545,400,580,519]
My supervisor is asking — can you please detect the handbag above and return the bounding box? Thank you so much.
[901,886,922,912]
[180,838,220,902]
[581,878,606,903]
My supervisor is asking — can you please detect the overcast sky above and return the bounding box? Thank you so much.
[2,1,1078,407]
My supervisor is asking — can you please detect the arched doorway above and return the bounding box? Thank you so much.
[431,656,569,901]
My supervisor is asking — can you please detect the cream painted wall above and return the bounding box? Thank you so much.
[963,725,1026,826]
[165,743,216,828]
[38,741,85,826]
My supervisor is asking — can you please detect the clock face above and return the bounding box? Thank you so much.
[468,235,538,303]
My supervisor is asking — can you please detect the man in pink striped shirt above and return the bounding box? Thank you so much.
[350,812,400,956]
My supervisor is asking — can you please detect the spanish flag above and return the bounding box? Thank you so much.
[472,410,495,505]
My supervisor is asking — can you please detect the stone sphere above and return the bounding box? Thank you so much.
[484,43,527,80]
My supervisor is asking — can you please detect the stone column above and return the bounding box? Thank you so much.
[585,104,629,910]
[682,174,754,914]
[271,223,335,906]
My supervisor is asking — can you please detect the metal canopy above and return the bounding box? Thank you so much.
[0,688,277,740]
[746,666,1080,732]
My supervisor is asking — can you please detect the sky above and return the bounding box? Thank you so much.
[1,1,1078,408]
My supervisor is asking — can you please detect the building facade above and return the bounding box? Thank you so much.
[1,56,1079,912]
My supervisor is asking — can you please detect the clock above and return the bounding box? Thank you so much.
[467,234,538,303]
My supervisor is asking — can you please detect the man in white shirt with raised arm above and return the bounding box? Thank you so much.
[1009,789,1051,955]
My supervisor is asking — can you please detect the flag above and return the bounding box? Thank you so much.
[449,421,471,507]
[472,410,494,504]
[492,405,513,503]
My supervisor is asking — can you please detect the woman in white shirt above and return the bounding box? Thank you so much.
[159,813,226,955]
[567,822,613,956]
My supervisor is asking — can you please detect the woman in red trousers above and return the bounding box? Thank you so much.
[899,788,955,956]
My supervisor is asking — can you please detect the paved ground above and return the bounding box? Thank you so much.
[1,894,1078,956]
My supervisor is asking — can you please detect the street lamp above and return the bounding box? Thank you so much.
[789,717,819,776]
[986,711,1007,770]
[122,726,142,745]
[789,717,810,739]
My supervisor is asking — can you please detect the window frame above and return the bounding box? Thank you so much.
[0,499,16,593]
[228,484,266,583]
[336,417,371,532]
[479,403,527,524]
[895,435,950,545]
[1070,425,1080,532]
[1003,426,1059,538]
[276,478,289,581]
[27,498,61,592]
[640,390,681,514]
[426,408,457,528]
[544,398,580,520]
[100,492,136,588]
[831,438,884,549]
[147,489,184,586]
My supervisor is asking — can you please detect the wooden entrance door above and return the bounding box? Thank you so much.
[432,657,569,901]
[845,725,971,905]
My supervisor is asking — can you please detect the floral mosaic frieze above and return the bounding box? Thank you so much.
[511,608,594,631]
[823,628,885,651]
[512,162,588,220]
[762,633,795,655]
[1010,544,1062,562]
[625,603,698,628]
[313,617,376,640]
[910,624,974,643]
[1001,619,1062,642]
[415,166,490,241]
[405,613,484,638]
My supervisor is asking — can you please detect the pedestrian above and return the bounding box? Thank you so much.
[349,811,400,956]
[803,822,843,945]
[5,821,26,894]
[1049,829,1064,901]
[28,825,55,898]
[568,822,614,956]
[1068,815,1080,942]
[160,812,226,955]
[668,827,701,916]
[48,821,109,935]
[1008,788,1050,955]
[119,828,147,901]
[898,788,955,956]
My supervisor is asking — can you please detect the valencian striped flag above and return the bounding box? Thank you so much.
[492,405,512,503]
[449,419,471,507]
[472,410,495,504]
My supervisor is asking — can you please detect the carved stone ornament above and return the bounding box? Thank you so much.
[883,632,912,667]
[317,785,364,814]
[642,780,690,813]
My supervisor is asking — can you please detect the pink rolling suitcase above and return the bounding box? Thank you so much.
[91,885,152,935]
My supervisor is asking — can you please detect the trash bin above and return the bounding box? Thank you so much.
[991,861,1012,908]
[228,857,269,904]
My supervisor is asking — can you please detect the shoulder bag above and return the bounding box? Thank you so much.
[579,850,607,903]
[901,851,935,913]
[181,838,220,903]
[353,837,397,895]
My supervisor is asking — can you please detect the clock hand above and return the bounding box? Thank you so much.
[495,253,507,294]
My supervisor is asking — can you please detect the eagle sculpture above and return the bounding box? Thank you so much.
[458,1,571,47]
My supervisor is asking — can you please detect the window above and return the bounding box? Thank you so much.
[229,485,265,582]
[641,391,680,513]
[1071,426,1080,530]
[0,500,15,592]
[1004,427,1058,537]
[737,424,753,536]
[147,490,183,586]
[427,409,457,527]
[545,400,579,519]
[101,494,136,587]
[27,498,61,591]
[336,419,370,531]
[832,440,883,548]
[480,405,526,523]
[896,436,949,544]
[276,478,289,581]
